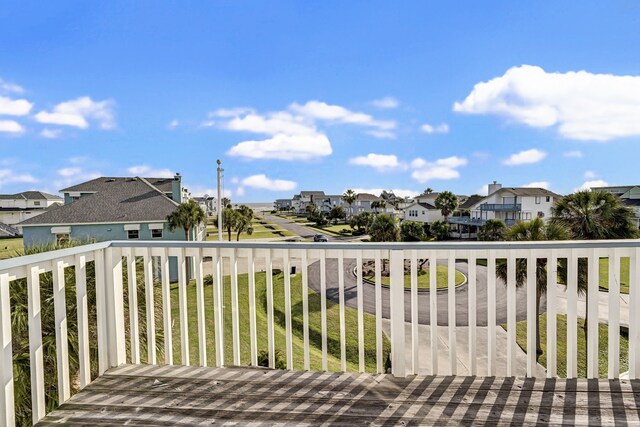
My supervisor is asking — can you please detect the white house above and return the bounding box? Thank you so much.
[402,201,444,223]
[355,193,394,214]
[0,191,63,236]
[592,185,640,229]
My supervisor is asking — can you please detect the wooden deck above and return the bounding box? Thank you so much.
[38,364,640,426]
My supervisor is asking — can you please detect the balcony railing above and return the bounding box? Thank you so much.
[1,239,639,425]
[479,203,522,211]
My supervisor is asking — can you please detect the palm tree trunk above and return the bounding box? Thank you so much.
[236,231,241,241]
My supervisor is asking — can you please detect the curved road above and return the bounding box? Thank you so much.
[307,258,545,326]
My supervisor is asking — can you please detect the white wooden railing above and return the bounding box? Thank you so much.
[1,239,639,425]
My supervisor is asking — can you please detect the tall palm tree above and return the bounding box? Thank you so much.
[369,214,399,242]
[478,218,507,241]
[496,217,568,360]
[342,189,357,219]
[234,214,254,241]
[371,200,386,214]
[424,188,433,194]
[166,200,207,241]
[551,190,638,337]
[435,191,458,221]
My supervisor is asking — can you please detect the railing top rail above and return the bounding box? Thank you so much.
[0,241,110,271]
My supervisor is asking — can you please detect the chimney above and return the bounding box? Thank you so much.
[488,180,502,195]
[172,173,183,203]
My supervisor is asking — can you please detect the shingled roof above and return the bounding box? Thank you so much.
[20,178,178,226]
[490,187,561,198]
[0,191,62,201]
[61,177,175,193]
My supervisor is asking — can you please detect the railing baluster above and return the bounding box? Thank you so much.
[125,249,140,365]
[356,250,365,373]
[587,249,599,379]
[230,249,240,366]
[447,253,456,376]
[506,253,516,377]
[52,259,70,402]
[212,248,224,367]
[161,249,173,365]
[338,251,346,372]
[0,272,14,426]
[27,265,45,423]
[143,248,156,364]
[195,248,207,366]
[467,252,477,376]
[247,249,258,367]
[546,250,558,378]
[266,249,275,368]
[526,250,537,377]
[630,247,640,379]
[284,249,293,370]
[429,251,438,375]
[107,248,126,367]
[301,249,310,371]
[608,249,621,379]
[486,254,496,376]
[410,250,418,375]
[390,249,406,377]
[375,250,383,373]
[75,254,92,386]
[567,251,578,378]
[320,250,328,371]
[94,249,109,375]
[178,249,190,366]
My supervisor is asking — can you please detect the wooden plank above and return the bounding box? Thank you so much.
[338,251,346,372]
[301,250,310,371]
[194,248,207,366]
[284,249,293,370]
[356,251,365,373]
[105,247,126,368]
[124,249,140,366]
[487,253,496,377]
[0,273,14,426]
[247,249,258,367]
[429,251,438,376]
[94,249,109,375]
[27,265,45,423]
[320,250,328,371]
[75,254,92,387]
[608,249,620,379]
[506,253,516,377]
[212,248,224,367]
[266,249,275,368]
[375,250,383,374]
[143,248,156,365]
[467,252,477,376]
[526,250,537,377]
[630,248,640,379]
[178,248,190,366]
[390,250,405,377]
[567,251,578,378]
[52,259,71,403]
[447,253,456,376]
[229,249,240,366]
[587,249,599,379]
[546,251,557,378]
[160,250,173,365]
[410,250,418,375]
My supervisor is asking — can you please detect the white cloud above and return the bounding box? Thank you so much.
[411,156,468,183]
[576,179,609,191]
[0,169,38,187]
[54,167,101,189]
[349,153,406,171]
[476,185,489,196]
[349,188,419,199]
[523,181,551,189]
[241,174,297,191]
[370,97,399,109]
[0,78,24,94]
[235,186,245,197]
[584,170,597,179]
[454,65,640,141]
[0,96,32,116]
[421,123,449,134]
[289,101,395,131]
[0,120,24,134]
[57,167,82,177]
[127,165,174,178]
[563,150,583,158]
[40,128,62,139]
[503,148,547,166]
[228,133,332,160]
[366,129,396,139]
[167,119,179,129]
[35,96,115,129]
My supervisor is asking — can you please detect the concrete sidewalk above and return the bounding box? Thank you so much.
[554,283,629,328]
[382,320,546,377]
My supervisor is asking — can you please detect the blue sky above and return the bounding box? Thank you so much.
[1,1,639,201]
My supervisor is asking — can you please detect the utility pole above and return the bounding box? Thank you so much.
[217,160,224,241]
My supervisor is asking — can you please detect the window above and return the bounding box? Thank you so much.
[56,233,69,245]
[535,196,541,204]
[34,201,41,206]
[152,229,163,238]
[127,230,139,239]
[546,196,551,202]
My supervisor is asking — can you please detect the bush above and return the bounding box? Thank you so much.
[257,349,287,369]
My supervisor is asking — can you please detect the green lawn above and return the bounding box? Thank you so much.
[0,237,23,260]
[365,265,465,289]
[504,313,628,378]
[599,257,630,294]
[158,272,390,372]
[307,224,349,237]
[207,217,297,240]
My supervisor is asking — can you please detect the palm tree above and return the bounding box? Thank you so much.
[551,190,638,337]
[234,214,254,241]
[369,214,399,242]
[371,200,386,214]
[495,218,568,360]
[342,189,357,219]
[166,200,207,241]
[424,187,433,194]
[478,218,507,241]
[218,208,240,241]
[435,191,458,221]
[236,204,254,221]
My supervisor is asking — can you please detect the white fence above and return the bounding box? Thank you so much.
[1,239,639,425]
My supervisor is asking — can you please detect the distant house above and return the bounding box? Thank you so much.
[592,185,640,229]
[0,191,63,236]
[274,198,292,211]
[355,193,393,214]
[193,195,216,214]
[19,174,204,247]
[315,195,343,213]
[291,191,325,213]
[402,201,443,223]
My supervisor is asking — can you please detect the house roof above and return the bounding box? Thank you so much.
[0,191,62,201]
[622,199,640,207]
[300,191,325,197]
[459,195,483,209]
[357,193,381,201]
[405,201,436,210]
[491,187,561,198]
[19,178,179,226]
[61,177,175,193]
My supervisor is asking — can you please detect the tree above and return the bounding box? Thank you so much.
[236,204,254,220]
[327,205,346,225]
[434,191,458,220]
[400,221,426,241]
[430,220,451,241]
[349,212,373,234]
[222,197,231,208]
[369,214,399,242]
[424,187,433,194]
[495,217,568,361]
[551,190,638,338]
[305,203,317,214]
[371,200,386,214]
[478,219,507,241]
[308,210,328,226]
[342,189,357,219]
[166,199,207,240]
[234,213,253,241]
[216,208,240,241]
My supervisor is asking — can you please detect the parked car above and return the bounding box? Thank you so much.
[313,234,328,242]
